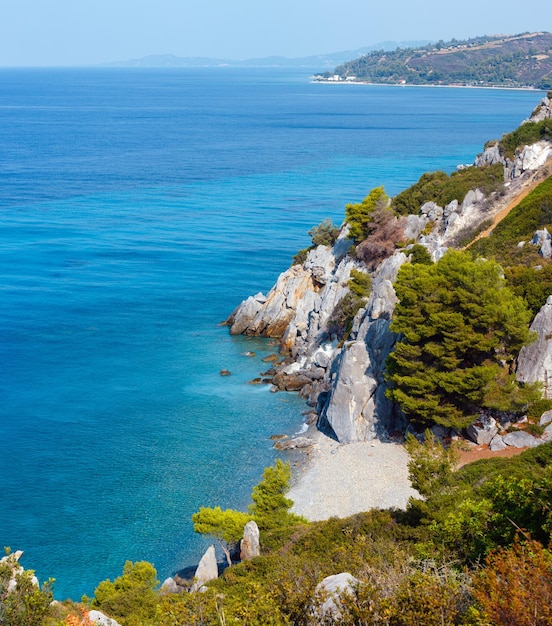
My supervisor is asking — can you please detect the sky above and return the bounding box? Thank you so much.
[0,0,550,66]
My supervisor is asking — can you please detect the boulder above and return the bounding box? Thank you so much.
[466,416,498,445]
[190,545,218,593]
[240,521,260,561]
[88,611,122,626]
[489,435,507,451]
[510,141,552,178]
[541,423,552,442]
[502,431,542,448]
[312,573,359,622]
[160,577,180,595]
[517,295,552,397]
[540,410,552,426]
[273,437,312,450]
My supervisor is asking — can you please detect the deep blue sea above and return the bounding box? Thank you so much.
[0,67,544,599]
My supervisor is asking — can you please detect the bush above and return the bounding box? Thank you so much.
[328,269,371,339]
[392,164,504,215]
[355,206,406,269]
[89,561,159,626]
[308,218,340,247]
[345,186,390,243]
[473,538,552,625]
[499,119,552,159]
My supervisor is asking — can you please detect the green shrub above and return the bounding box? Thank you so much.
[499,119,552,159]
[392,164,504,215]
[408,244,433,265]
[90,561,159,626]
[328,269,371,339]
[345,186,390,243]
[308,218,340,247]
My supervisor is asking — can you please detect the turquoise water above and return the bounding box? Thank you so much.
[0,67,544,599]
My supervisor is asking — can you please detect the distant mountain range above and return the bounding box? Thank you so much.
[103,41,430,69]
[327,32,552,89]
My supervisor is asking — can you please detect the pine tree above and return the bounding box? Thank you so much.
[386,250,538,429]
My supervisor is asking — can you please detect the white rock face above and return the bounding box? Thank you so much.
[313,572,359,622]
[240,521,260,561]
[191,545,218,592]
[517,295,552,398]
[510,141,552,178]
[88,610,123,626]
[525,94,552,123]
[228,231,359,359]
[318,253,407,442]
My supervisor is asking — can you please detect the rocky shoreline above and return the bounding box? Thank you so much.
[225,93,552,475]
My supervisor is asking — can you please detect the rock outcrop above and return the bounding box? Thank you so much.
[240,521,260,561]
[517,295,552,397]
[190,545,218,592]
[88,611,122,626]
[312,572,359,623]
[0,550,38,593]
[318,252,407,442]
[228,93,552,446]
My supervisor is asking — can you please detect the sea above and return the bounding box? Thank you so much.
[0,67,544,600]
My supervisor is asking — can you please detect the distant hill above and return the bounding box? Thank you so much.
[324,32,552,89]
[103,41,430,69]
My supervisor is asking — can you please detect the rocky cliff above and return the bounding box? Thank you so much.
[228,95,552,443]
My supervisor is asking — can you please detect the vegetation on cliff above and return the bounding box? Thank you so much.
[392,163,504,216]
[330,32,552,89]
[386,250,539,429]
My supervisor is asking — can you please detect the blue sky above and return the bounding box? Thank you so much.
[1,0,550,66]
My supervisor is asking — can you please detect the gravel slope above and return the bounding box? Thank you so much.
[288,431,419,521]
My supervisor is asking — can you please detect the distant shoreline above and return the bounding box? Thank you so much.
[311,79,543,92]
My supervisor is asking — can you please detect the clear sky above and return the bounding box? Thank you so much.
[1,0,550,66]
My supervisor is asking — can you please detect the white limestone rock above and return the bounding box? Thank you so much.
[503,431,542,448]
[517,295,552,398]
[240,521,260,561]
[318,253,407,443]
[466,415,498,445]
[490,435,507,451]
[541,423,552,442]
[531,228,552,258]
[312,573,359,623]
[160,577,180,594]
[525,94,552,123]
[191,545,218,592]
[510,141,552,179]
[540,410,552,426]
[88,610,122,626]
[475,142,505,168]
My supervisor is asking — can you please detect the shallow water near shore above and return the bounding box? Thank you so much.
[0,67,543,599]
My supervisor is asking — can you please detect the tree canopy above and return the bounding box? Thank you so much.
[345,186,390,243]
[386,250,538,429]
